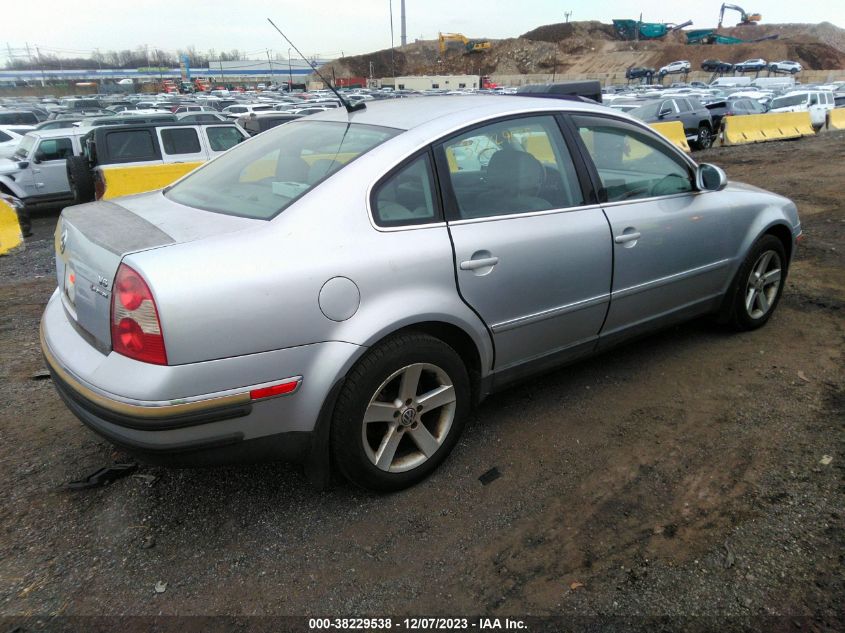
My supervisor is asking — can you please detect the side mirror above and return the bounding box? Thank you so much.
[658,107,672,118]
[16,161,29,169]
[697,163,727,192]
[32,153,43,164]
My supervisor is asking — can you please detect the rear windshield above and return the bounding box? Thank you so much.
[165,120,399,219]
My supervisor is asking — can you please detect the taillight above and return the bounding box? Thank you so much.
[94,172,105,200]
[110,263,167,365]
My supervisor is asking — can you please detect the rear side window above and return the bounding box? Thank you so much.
[206,127,244,152]
[372,153,439,227]
[0,131,10,142]
[161,128,201,154]
[104,130,157,162]
[438,115,585,220]
[676,99,692,113]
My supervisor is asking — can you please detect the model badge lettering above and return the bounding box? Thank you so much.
[90,284,109,299]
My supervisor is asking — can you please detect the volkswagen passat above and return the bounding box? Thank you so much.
[41,96,801,490]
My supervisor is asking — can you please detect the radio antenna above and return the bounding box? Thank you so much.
[267,18,365,113]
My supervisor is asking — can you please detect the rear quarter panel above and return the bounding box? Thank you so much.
[124,148,494,375]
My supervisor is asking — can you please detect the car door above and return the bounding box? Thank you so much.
[674,98,698,137]
[568,114,734,345]
[657,99,681,127]
[32,136,75,196]
[435,114,613,375]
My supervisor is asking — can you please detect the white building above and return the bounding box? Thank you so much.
[388,75,479,90]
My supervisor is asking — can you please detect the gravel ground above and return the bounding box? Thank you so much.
[0,133,843,632]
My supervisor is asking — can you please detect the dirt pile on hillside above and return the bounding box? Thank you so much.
[319,19,845,80]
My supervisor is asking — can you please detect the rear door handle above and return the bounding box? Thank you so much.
[460,256,499,270]
[614,232,641,244]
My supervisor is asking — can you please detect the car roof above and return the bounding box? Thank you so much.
[28,127,89,139]
[307,95,607,131]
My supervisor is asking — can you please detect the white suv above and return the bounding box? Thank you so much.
[769,90,835,128]
[769,60,802,74]
[659,60,691,76]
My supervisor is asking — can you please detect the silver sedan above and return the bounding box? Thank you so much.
[41,96,801,490]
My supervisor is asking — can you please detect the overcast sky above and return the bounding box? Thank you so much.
[5,0,844,62]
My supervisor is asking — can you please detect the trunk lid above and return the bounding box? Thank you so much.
[56,191,256,350]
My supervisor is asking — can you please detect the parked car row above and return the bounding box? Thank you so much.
[629,58,806,84]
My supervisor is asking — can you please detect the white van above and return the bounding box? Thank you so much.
[768,90,835,128]
[751,77,796,90]
[710,77,753,88]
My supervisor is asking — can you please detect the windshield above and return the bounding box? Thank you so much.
[771,94,807,109]
[13,134,37,159]
[165,120,399,219]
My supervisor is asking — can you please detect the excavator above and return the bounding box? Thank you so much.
[438,32,491,55]
[718,3,762,27]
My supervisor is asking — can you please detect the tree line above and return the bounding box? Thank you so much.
[5,47,267,70]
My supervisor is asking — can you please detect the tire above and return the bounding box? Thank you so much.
[66,156,95,204]
[695,124,713,150]
[331,332,470,491]
[724,235,787,331]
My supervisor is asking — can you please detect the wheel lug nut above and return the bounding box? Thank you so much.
[405,399,412,405]
[416,405,423,412]
[393,411,400,418]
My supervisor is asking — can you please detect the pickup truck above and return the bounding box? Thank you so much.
[67,121,249,203]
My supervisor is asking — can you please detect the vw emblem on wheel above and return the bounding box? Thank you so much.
[400,408,416,426]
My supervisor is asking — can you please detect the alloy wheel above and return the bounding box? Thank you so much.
[745,250,782,319]
[361,363,457,473]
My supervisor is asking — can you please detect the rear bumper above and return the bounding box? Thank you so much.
[40,288,364,463]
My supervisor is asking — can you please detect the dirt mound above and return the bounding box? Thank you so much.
[721,22,845,53]
[319,19,845,81]
[521,21,616,43]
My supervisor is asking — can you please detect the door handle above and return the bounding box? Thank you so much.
[614,232,641,244]
[460,256,499,270]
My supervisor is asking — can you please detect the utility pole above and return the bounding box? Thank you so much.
[266,49,273,86]
[389,0,396,81]
[564,11,572,23]
[35,46,46,87]
[95,47,103,90]
[287,48,292,91]
[400,0,407,47]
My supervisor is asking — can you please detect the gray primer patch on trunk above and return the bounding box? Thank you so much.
[62,201,175,255]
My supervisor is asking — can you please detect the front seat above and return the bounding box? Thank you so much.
[470,150,550,218]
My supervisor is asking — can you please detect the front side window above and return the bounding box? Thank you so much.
[372,154,438,227]
[439,115,585,220]
[36,137,73,161]
[161,128,201,155]
[573,115,693,203]
[166,121,399,219]
[206,126,245,152]
[0,131,10,142]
